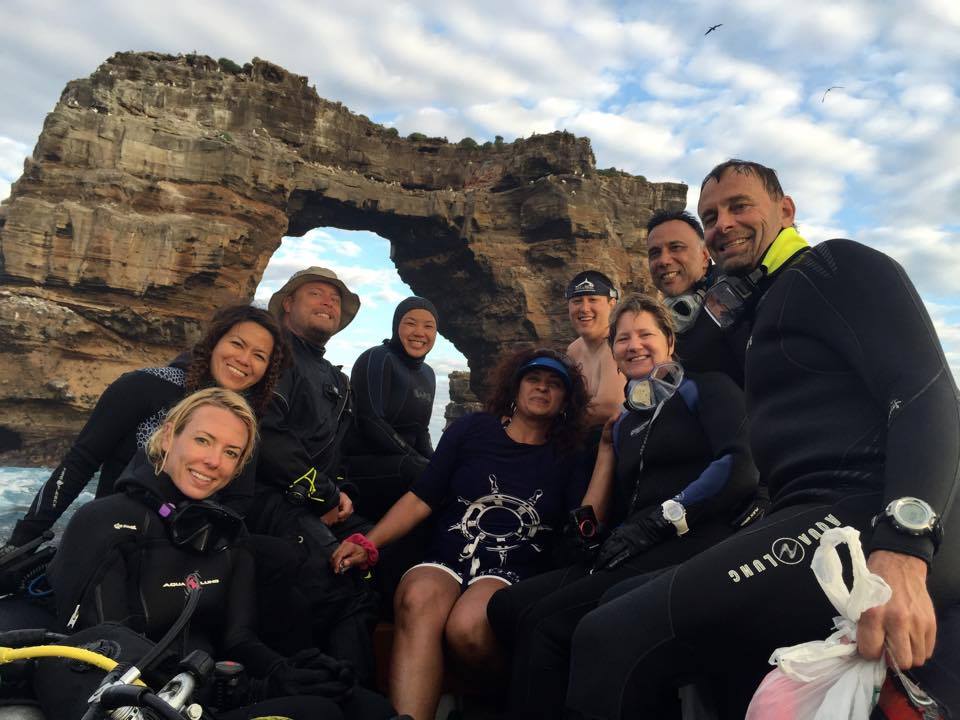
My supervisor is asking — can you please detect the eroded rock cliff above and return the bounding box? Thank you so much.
[0,51,686,463]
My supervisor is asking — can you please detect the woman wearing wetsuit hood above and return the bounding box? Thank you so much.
[345,296,440,521]
[46,388,395,720]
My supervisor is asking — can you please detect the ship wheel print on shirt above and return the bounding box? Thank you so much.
[451,473,549,577]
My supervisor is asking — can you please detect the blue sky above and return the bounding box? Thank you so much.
[1,0,959,439]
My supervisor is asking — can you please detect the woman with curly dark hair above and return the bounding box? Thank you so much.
[4,304,289,548]
[330,347,598,720]
[486,294,759,719]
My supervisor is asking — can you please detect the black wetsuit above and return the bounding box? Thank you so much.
[674,269,747,387]
[254,331,352,512]
[346,339,435,520]
[45,452,393,720]
[8,361,254,547]
[249,331,377,681]
[565,238,960,719]
[487,371,757,718]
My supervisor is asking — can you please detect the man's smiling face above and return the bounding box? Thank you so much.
[283,280,342,342]
[646,219,710,296]
[698,169,795,276]
[568,294,616,342]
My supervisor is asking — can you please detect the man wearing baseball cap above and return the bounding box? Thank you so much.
[565,270,623,428]
[249,266,378,680]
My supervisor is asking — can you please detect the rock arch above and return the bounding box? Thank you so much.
[0,52,686,462]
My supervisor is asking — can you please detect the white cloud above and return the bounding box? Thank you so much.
[392,107,468,142]
[861,225,960,298]
[2,0,958,384]
[0,136,29,200]
[567,110,684,172]
[643,72,707,101]
[898,83,956,114]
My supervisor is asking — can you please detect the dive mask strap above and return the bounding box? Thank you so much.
[704,227,810,330]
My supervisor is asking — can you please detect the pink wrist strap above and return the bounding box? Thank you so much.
[345,533,379,568]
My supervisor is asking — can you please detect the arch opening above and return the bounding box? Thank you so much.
[258,227,468,440]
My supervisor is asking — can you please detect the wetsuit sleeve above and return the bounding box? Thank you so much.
[352,348,429,461]
[256,371,341,508]
[46,501,133,630]
[805,241,960,562]
[10,371,164,546]
[219,545,284,676]
[414,366,437,457]
[675,375,759,528]
[414,426,434,458]
[410,414,471,509]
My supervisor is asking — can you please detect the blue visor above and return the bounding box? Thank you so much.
[517,356,573,390]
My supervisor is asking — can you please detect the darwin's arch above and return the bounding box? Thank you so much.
[0,52,686,462]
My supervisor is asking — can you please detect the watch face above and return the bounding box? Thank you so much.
[663,501,684,522]
[893,498,933,532]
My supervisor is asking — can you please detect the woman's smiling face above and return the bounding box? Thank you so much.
[514,368,568,421]
[161,405,249,500]
[611,310,674,380]
[209,321,274,391]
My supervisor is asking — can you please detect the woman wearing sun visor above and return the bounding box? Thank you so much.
[487,293,759,719]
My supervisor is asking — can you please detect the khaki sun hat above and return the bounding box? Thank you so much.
[267,266,361,332]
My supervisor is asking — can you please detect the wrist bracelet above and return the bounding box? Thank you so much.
[345,533,379,568]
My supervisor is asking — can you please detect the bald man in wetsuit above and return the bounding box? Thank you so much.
[565,160,960,718]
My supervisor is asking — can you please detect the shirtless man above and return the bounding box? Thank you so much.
[564,271,623,428]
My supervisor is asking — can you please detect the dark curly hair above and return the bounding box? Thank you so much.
[185,304,291,416]
[484,347,589,449]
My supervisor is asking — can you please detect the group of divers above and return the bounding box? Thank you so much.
[0,158,958,720]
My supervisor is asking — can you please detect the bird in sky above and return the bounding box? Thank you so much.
[705,24,723,35]
[821,86,844,102]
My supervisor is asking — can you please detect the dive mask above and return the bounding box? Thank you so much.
[664,290,705,334]
[158,500,245,553]
[704,267,765,330]
[625,362,684,412]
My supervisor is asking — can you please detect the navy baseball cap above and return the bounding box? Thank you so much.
[565,271,619,300]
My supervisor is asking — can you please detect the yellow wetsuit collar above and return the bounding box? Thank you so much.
[760,226,809,275]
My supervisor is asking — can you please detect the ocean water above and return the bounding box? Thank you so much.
[0,467,93,542]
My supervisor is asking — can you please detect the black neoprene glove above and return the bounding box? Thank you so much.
[592,506,673,572]
[264,649,357,702]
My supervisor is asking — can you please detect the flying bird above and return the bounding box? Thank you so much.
[705,24,723,35]
[821,86,844,102]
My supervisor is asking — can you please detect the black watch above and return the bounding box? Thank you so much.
[872,497,942,552]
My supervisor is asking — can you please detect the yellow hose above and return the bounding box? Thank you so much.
[0,645,146,685]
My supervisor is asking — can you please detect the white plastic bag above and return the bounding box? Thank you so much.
[745,526,891,720]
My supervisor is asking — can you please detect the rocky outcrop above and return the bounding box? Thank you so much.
[0,52,686,463]
[444,371,483,429]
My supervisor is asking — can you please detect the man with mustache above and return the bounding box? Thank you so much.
[645,209,744,386]
[565,160,959,718]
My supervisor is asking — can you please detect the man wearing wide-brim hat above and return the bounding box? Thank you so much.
[267,266,361,339]
[250,266,378,681]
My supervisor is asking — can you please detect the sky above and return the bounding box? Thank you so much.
[1,0,959,439]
